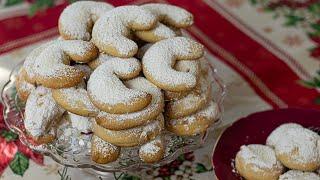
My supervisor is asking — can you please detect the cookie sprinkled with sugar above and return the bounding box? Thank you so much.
[279,170,320,180]
[52,84,99,117]
[23,41,54,83]
[33,40,98,88]
[237,144,283,170]
[67,112,92,133]
[97,77,164,130]
[142,3,193,28]
[135,22,177,43]
[24,87,65,137]
[140,137,162,155]
[267,124,320,164]
[92,5,157,57]
[92,135,119,157]
[88,54,114,69]
[142,37,204,92]
[59,1,114,40]
[87,57,150,114]
[169,101,218,125]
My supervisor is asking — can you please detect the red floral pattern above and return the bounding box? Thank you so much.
[269,0,317,8]
[0,105,43,176]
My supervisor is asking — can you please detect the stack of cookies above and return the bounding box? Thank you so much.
[15,1,219,164]
[235,123,320,180]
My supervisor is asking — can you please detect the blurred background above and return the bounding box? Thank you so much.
[1,0,320,179]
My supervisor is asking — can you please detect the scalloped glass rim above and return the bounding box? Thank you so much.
[1,60,226,173]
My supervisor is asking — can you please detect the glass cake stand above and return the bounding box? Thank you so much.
[1,61,226,179]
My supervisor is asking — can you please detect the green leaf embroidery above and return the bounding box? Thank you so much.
[308,3,320,15]
[28,0,55,16]
[58,167,71,180]
[314,97,320,105]
[4,0,23,7]
[119,173,141,180]
[9,152,29,176]
[195,163,209,173]
[249,0,257,5]
[284,15,304,26]
[1,130,18,142]
[311,23,320,32]
[177,154,185,161]
[299,80,317,88]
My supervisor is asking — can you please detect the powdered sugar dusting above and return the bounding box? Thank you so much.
[87,57,146,107]
[140,137,162,155]
[17,69,36,92]
[56,85,99,114]
[237,144,283,171]
[266,124,320,164]
[24,87,65,137]
[170,101,218,126]
[142,3,193,27]
[89,54,114,69]
[266,123,303,147]
[23,41,54,80]
[33,40,95,78]
[59,1,114,40]
[142,37,203,90]
[98,77,163,121]
[279,170,320,180]
[67,112,92,133]
[136,22,176,42]
[95,114,163,138]
[93,135,118,156]
[151,22,176,38]
[92,5,156,56]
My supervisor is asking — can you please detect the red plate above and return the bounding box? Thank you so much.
[212,108,320,180]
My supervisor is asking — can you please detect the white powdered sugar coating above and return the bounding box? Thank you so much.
[142,37,203,90]
[98,77,163,121]
[135,22,176,41]
[169,74,210,110]
[279,170,320,180]
[59,1,114,40]
[89,54,114,69]
[57,85,99,114]
[95,114,163,138]
[174,60,200,76]
[19,80,35,92]
[93,135,118,156]
[169,101,218,125]
[266,124,320,164]
[87,57,146,107]
[92,5,156,56]
[24,87,65,137]
[17,69,36,92]
[266,123,303,147]
[23,41,54,80]
[67,112,92,133]
[151,22,176,38]
[140,115,164,138]
[140,137,162,155]
[142,3,193,27]
[237,144,283,171]
[33,40,94,78]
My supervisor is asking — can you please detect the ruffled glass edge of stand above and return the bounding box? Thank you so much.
[1,60,226,173]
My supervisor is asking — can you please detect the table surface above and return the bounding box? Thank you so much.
[0,0,319,179]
